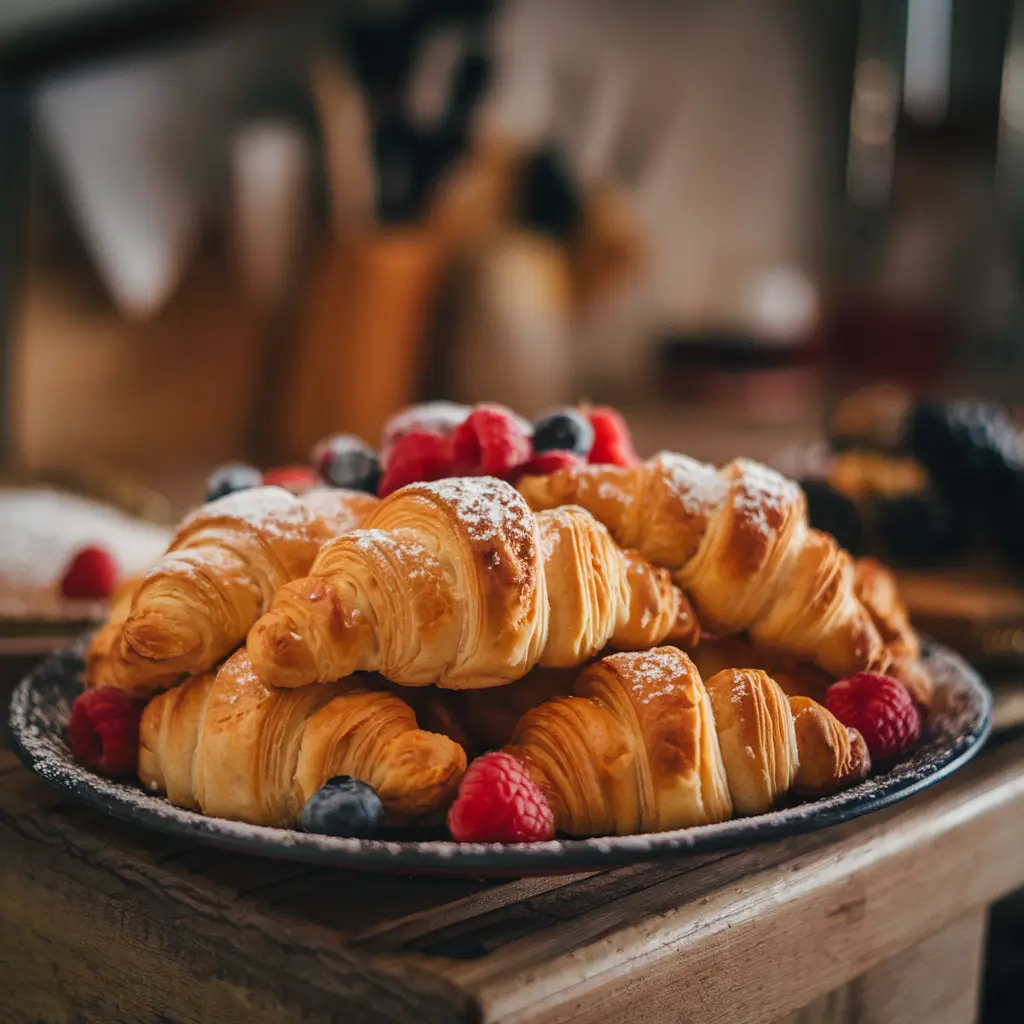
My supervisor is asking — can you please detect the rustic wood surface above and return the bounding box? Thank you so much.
[3,702,1024,1023]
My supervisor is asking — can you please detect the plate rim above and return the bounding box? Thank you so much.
[7,636,993,875]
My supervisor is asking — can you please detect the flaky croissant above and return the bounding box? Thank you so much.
[248,477,699,691]
[518,453,887,678]
[100,486,378,697]
[138,649,466,827]
[492,648,868,837]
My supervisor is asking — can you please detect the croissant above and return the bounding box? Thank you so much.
[138,649,466,827]
[518,453,887,678]
[248,477,699,691]
[788,695,870,796]
[491,648,870,837]
[505,647,734,835]
[101,486,378,697]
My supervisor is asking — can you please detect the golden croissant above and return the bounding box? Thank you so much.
[492,648,868,837]
[137,649,466,827]
[518,453,888,678]
[96,486,378,697]
[248,477,700,691]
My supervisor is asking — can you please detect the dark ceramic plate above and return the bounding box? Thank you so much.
[9,637,992,876]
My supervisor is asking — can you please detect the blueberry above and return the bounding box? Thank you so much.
[318,435,382,494]
[205,463,262,503]
[799,479,865,555]
[300,775,384,838]
[532,409,594,456]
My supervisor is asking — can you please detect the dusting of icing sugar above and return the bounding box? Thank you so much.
[0,488,170,620]
[417,477,533,546]
[597,481,633,505]
[348,529,435,581]
[654,452,728,517]
[179,486,313,545]
[729,460,800,538]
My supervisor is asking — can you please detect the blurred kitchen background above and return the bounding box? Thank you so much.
[0,0,1022,497]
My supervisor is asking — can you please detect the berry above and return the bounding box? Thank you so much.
[447,751,555,843]
[824,673,921,761]
[263,465,319,495]
[205,463,262,502]
[378,430,455,497]
[585,406,640,467]
[300,775,384,837]
[60,546,118,600]
[452,404,532,477]
[532,409,594,456]
[381,401,470,460]
[510,451,585,483]
[67,687,144,776]
[314,434,381,494]
[800,479,864,556]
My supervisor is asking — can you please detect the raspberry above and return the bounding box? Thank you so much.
[60,546,118,600]
[263,465,319,495]
[509,450,584,483]
[585,406,640,467]
[452,404,532,477]
[381,401,470,463]
[68,687,144,776]
[825,673,921,761]
[378,430,455,497]
[448,751,555,843]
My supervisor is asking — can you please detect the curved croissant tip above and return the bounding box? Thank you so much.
[247,618,318,688]
[123,609,201,662]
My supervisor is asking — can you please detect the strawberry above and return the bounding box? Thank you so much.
[378,430,455,497]
[60,546,118,600]
[447,751,555,843]
[585,406,640,467]
[67,687,144,777]
[825,673,921,761]
[452,404,532,477]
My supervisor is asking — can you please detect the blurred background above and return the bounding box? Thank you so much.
[1,1,1024,1018]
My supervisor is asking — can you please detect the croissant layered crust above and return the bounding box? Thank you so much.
[137,649,465,827]
[490,647,871,838]
[519,454,892,679]
[248,478,700,691]
[95,487,377,697]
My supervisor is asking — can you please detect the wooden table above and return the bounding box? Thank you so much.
[3,675,1024,1024]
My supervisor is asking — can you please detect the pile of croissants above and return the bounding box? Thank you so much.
[81,452,931,840]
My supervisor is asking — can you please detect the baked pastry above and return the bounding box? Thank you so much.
[482,648,871,837]
[504,647,734,835]
[518,453,887,678]
[101,486,377,697]
[788,696,871,796]
[703,668,799,815]
[138,649,466,827]
[248,477,699,690]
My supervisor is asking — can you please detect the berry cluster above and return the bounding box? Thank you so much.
[202,403,640,506]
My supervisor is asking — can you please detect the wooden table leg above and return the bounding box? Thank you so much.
[778,910,986,1024]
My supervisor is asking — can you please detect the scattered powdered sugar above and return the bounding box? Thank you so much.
[597,480,633,505]
[179,486,313,545]
[0,489,170,620]
[655,452,728,517]
[349,529,434,581]
[729,459,800,537]
[417,477,533,546]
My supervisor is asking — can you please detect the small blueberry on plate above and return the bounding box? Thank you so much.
[300,775,384,838]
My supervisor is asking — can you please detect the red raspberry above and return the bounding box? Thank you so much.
[68,687,144,776]
[585,406,640,467]
[60,546,118,600]
[264,465,319,495]
[448,751,555,843]
[378,430,455,497]
[452,404,532,477]
[509,450,584,483]
[825,673,921,761]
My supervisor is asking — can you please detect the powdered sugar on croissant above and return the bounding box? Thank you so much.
[248,477,699,691]
[519,453,887,678]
